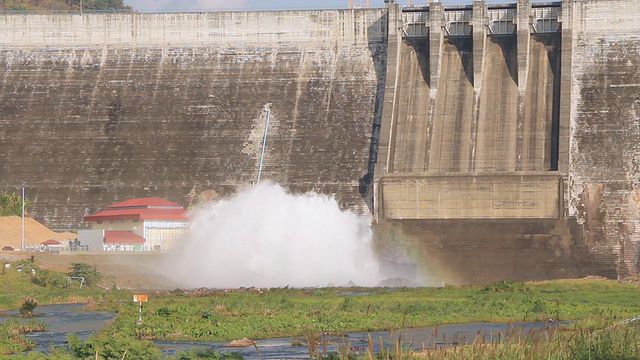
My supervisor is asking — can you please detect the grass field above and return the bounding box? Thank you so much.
[103,279,640,342]
[1,257,640,359]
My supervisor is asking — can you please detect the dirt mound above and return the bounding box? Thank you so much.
[0,215,75,250]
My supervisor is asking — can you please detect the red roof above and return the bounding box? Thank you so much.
[104,230,146,244]
[84,197,187,222]
[41,239,62,245]
[109,197,183,208]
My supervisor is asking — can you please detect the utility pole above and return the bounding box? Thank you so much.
[21,186,25,250]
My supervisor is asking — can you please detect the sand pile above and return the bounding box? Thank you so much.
[0,216,75,249]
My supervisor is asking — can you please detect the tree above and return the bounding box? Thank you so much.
[0,191,30,217]
[68,262,102,287]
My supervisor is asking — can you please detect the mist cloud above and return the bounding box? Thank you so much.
[164,182,384,289]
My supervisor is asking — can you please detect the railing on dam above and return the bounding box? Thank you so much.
[487,6,516,35]
[401,2,561,39]
[531,5,561,34]
[402,9,429,38]
[444,8,472,37]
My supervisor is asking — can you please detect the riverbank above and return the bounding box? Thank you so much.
[1,257,640,359]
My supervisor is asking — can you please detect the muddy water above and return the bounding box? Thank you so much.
[1,303,563,358]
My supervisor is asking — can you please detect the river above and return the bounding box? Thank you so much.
[1,303,563,358]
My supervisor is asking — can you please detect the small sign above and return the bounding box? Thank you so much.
[133,294,148,302]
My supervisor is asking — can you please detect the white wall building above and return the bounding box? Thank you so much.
[80,197,188,252]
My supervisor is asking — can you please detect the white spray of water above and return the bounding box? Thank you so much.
[165,182,384,288]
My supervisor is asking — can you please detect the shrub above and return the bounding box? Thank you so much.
[480,280,529,293]
[67,332,164,360]
[202,310,215,319]
[68,263,102,287]
[30,269,69,288]
[19,297,38,316]
[157,306,173,317]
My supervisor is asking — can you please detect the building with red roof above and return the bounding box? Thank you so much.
[40,239,64,253]
[79,197,189,252]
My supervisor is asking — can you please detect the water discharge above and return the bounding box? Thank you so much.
[165,182,384,288]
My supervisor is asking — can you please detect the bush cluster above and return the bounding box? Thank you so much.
[0,191,29,217]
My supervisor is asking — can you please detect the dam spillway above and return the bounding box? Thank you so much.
[1,0,640,284]
[378,1,563,218]
[375,1,571,283]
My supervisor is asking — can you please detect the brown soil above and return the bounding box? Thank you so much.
[0,215,75,249]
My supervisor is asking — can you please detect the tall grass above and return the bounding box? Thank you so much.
[412,316,640,360]
[298,304,640,360]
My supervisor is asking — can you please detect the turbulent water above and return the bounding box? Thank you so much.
[165,182,384,288]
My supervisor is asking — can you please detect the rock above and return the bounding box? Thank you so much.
[377,278,415,287]
[223,337,254,347]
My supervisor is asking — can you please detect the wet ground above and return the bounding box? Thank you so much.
[0,303,565,358]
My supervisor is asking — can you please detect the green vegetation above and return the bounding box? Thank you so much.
[0,259,127,355]
[0,190,29,217]
[18,297,38,316]
[68,262,102,287]
[1,260,639,358]
[0,259,126,311]
[0,318,43,355]
[100,280,640,343]
[0,0,131,11]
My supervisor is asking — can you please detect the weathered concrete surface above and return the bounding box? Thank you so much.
[380,172,562,219]
[475,36,520,172]
[375,218,590,285]
[568,0,640,278]
[386,38,431,173]
[522,34,561,172]
[428,38,475,173]
[0,10,387,229]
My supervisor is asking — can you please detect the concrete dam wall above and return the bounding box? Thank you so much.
[1,0,640,284]
[374,0,640,283]
[0,9,387,228]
